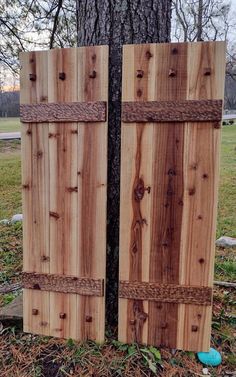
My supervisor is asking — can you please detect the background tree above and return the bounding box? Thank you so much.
[172,0,231,42]
[0,0,77,76]
[76,0,172,329]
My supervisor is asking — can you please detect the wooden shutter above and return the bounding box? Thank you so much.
[20,46,108,341]
[119,42,225,351]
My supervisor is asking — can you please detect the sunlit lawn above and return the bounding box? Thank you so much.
[0,117,20,133]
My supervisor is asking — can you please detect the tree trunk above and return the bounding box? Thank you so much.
[197,0,203,41]
[76,0,172,332]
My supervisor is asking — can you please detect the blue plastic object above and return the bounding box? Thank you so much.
[197,348,222,367]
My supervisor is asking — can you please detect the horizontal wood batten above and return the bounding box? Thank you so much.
[22,272,104,297]
[20,101,106,123]
[122,100,222,123]
[119,281,212,305]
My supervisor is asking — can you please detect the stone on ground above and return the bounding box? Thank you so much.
[216,236,236,248]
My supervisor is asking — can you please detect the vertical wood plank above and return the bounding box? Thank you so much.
[48,47,78,339]
[77,46,108,341]
[177,41,226,351]
[20,50,50,336]
[148,42,187,348]
[119,43,156,344]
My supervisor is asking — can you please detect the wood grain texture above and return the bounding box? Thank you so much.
[122,100,222,123]
[119,281,212,305]
[21,46,108,341]
[22,272,104,296]
[177,41,226,351]
[20,50,50,336]
[119,41,225,351]
[20,101,106,123]
[119,44,156,344]
[77,46,108,342]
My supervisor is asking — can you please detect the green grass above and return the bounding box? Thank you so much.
[217,125,236,238]
[0,140,21,219]
[0,117,20,133]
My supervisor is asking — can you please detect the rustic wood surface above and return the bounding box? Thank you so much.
[22,272,104,296]
[122,99,222,123]
[21,50,50,336]
[20,101,106,123]
[20,46,108,341]
[119,41,225,351]
[119,281,212,305]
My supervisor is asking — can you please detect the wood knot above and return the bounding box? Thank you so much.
[199,258,205,264]
[22,184,30,190]
[168,69,176,77]
[37,151,43,158]
[89,70,96,79]
[29,73,36,81]
[136,69,144,78]
[142,218,148,226]
[172,47,178,54]
[191,325,198,332]
[32,309,38,315]
[71,129,78,134]
[178,200,183,206]
[49,211,60,219]
[137,89,142,97]
[66,187,78,193]
[146,50,153,59]
[161,322,168,329]
[168,168,176,176]
[26,129,32,135]
[203,68,211,76]
[91,54,96,62]
[197,215,203,220]
[138,311,148,321]
[49,132,59,138]
[59,312,66,319]
[59,72,66,80]
[132,241,138,254]
[41,255,50,262]
[85,315,92,322]
[40,96,48,102]
[202,173,208,179]
[40,321,48,327]
[188,188,196,196]
[134,178,145,201]
[129,319,136,325]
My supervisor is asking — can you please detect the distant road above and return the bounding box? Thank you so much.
[0,132,21,140]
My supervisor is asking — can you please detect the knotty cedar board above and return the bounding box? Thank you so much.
[20,46,108,341]
[119,42,225,351]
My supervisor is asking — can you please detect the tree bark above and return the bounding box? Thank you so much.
[76,0,172,332]
[197,0,203,41]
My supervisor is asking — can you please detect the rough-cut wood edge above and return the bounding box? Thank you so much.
[22,272,104,297]
[119,281,212,305]
[20,101,106,123]
[122,100,222,123]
